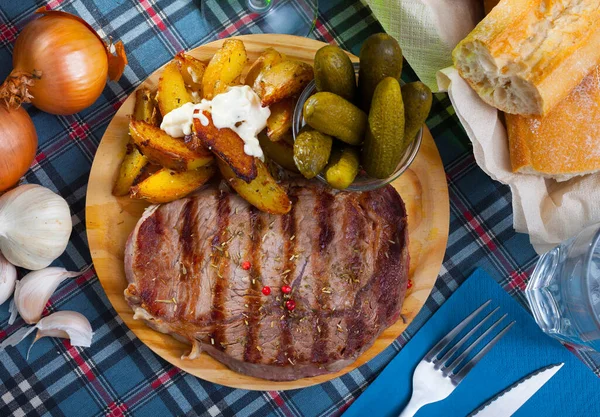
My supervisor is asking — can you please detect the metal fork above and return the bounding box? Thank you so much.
[398,300,515,417]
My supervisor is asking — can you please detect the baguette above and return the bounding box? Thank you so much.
[453,0,600,116]
[506,65,600,180]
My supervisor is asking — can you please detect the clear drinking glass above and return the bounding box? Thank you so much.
[201,0,318,37]
[525,223,600,351]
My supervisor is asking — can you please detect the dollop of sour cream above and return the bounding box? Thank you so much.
[160,85,271,160]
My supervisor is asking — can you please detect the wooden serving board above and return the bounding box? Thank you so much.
[86,34,449,391]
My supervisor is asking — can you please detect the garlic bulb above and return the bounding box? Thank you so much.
[0,252,17,305]
[13,266,89,324]
[0,311,93,357]
[0,184,72,270]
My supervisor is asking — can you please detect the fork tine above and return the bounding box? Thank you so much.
[425,300,491,362]
[443,313,508,375]
[433,306,500,369]
[450,320,516,384]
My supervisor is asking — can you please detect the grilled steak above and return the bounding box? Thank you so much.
[124,181,409,381]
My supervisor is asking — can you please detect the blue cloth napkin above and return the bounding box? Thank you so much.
[344,269,600,417]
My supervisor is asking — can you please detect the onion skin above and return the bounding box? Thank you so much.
[0,105,37,191]
[12,14,108,115]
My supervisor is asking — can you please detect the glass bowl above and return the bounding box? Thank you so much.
[292,63,422,192]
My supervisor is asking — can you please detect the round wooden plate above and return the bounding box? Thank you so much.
[86,34,449,391]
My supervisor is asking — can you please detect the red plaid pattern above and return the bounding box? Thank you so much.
[0,1,597,417]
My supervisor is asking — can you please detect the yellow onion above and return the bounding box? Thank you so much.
[0,104,37,191]
[0,7,127,115]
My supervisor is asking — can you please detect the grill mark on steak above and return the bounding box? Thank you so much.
[276,201,297,365]
[338,196,367,357]
[312,190,335,364]
[180,199,196,268]
[210,192,230,351]
[375,188,409,327]
[124,182,410,381]
[174,199,197,320]
[244,206,264,363]
[344,193,374,357]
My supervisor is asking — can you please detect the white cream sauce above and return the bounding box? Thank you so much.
[159,85,270,160]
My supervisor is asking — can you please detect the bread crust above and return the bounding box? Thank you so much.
[506,66,600,180]
[453,0,600,116]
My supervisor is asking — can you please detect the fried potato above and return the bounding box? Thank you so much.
[193,111,257,182]
[129,119,213,171]
[133,88,160,125]
[112,143,149,196]
[218,159,291,215]
[245,47,284,88]
[266,98,294,141]
[175,52,206,99]
[254,60,314,106]
[132,163,161,186]
[202,39,247,100]
[158,60,193,116]
[258,131,299,173]
[113,88,159,196]
[130,165,215,204]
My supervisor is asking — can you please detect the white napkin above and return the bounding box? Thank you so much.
[365,0,483,92]
[438,68,600,254]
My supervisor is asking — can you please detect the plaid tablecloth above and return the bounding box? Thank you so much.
[0,1,598,416]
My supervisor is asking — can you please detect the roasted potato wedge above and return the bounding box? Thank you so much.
[254,60,314,106]
[131,165,215,204]
[245,47,284,88]
[112,143,148,196]
[133,88,160,125]
[175,52,206,99]
[266,98,294,141]
[258,131,299,173]
[218,159,291,215]
[129,119,213,171]
[202,39,247,100]
[193,111,257,182]
[113,88,158,196]
[132,163,161,186]
[158,60,193,116]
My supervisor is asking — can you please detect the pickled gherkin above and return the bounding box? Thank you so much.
[401,82,432,146]
[361,77,405,179]
[358,33,403,111]
[303,92,367,145]
[293,128,333,179]
[324,146,359,190]
[314,45,356,101]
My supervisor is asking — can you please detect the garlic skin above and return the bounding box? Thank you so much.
[13,266,89,324]
[0,184,72,270]
[8,298,17,325]
[0,252,17,305]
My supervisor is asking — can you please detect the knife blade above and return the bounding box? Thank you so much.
[468,363,564,417]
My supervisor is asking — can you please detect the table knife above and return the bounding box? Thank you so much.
[468,363,564,417]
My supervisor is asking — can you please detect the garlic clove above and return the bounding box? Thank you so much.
[0,311,93,357]
[0,184,72,270]
[27,311,93,359]
[14,265,91,324]
[0,252,17,305]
